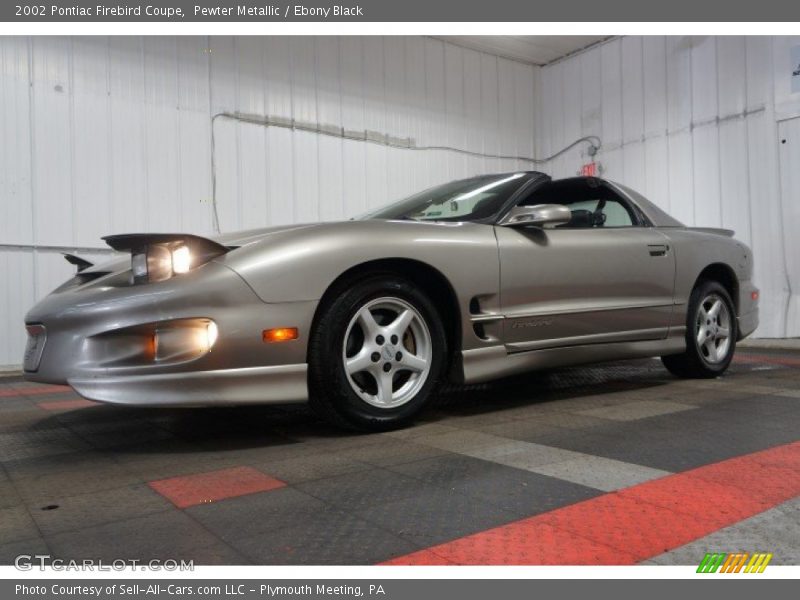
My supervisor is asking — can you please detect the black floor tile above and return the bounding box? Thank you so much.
[0,536,50,565]
[45,510,248,564]
[230,510,419,565]
[295,466,436,512]
[359,484,520,547]
[187,487,329,543]
[389,454,601,518]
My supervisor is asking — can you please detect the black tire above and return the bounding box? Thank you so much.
[308,274,447,431]
[661,279,737,378]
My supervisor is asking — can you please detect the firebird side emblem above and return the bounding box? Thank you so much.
[511,318,554,329]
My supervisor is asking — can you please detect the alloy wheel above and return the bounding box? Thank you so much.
[695,293,732,364]
[342,297,433,409]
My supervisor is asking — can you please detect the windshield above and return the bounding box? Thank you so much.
[361,172,533,222]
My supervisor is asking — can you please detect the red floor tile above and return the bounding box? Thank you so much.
[382,550,457,566]
[38,399,96,411]
[733,354,800,368]
[0,385,72,397]
[618,474,770,529]
[148,466,286,508]
[388,522,638,566]
[385,441,800,565]
[536,493,708,559]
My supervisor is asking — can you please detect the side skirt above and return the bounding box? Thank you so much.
[461,333,686,384]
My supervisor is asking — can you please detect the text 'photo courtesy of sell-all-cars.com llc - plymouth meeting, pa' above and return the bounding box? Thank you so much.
[23,172,759,431]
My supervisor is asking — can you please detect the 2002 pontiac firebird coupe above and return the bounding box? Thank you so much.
[24,173,759,430]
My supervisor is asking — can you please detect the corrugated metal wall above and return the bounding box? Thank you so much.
[0,35,538,368]
[535,36,800,339]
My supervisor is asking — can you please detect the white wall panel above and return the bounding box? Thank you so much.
[108,37,148,235]
[691,125,722,227]
[600,39,622,147]
[480,53,501,172]
[621,37,644,144]
[777,117,800,335]
[642,37,667,137]
[536,35,800,338]
[31,37,73,247]
[666,36,692,133]
[72,37,112,247]
[0,37,34,247]
[690,37,718,123]
[176,37,213,236]
[667,131,695,225]
[772,36,800,119]
[718,120,751,247]
[0,35,539,367]
[579,48,602,140]
[144,37,182,233]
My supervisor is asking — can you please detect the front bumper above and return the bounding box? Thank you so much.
[69,364,308,406]
[23,261,317,406]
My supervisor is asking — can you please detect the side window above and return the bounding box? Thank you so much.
[557,197,635,228]
[597,199,635,227]
[520,181,639,228]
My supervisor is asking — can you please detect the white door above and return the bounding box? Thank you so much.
[778,117,800,336]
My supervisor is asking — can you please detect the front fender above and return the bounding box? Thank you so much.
[215,220,502,351]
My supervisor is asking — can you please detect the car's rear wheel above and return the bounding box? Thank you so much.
[661,280,737,378]
[308,274,446,431]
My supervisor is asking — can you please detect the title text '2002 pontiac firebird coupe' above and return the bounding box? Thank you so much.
[24,173,758,430]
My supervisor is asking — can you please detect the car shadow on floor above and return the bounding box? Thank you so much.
[23,358,692,458]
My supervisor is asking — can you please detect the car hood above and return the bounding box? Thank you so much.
[212,219,474,248]
[212,223,325,247]
[77,219,473,279]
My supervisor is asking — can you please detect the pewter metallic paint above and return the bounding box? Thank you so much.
[23,178,758,406]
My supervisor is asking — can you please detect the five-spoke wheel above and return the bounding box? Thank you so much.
[695,294,732,364]
[308,275,446,430]
[343,298,432,408]
[662,279,737,378]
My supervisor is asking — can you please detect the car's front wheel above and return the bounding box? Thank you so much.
[308,274,446,431]
[661,280,737,378]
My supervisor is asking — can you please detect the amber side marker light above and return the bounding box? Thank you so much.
[263,327,299,343]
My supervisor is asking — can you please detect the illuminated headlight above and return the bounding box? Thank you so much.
[132,243,194,283]
[103,233,229,285]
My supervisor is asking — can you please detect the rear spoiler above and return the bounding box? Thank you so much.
[689,227,735,238]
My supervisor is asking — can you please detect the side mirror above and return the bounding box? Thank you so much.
[499,204,572,228]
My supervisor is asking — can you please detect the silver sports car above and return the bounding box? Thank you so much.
[24,173,759,430]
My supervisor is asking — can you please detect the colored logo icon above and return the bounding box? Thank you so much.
[697,552,773,573]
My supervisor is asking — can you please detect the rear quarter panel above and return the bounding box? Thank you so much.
[658,228,755,330]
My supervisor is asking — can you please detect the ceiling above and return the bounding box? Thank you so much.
[433,36,611,66]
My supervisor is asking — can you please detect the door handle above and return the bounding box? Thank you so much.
[648,244,669,257]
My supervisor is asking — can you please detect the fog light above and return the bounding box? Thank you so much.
[263,327,298,343]
[206,321,219,347]
[155,320,218,362]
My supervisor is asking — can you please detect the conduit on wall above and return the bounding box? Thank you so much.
[209,110,601,233]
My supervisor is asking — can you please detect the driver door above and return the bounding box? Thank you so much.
[496,181,675,351]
